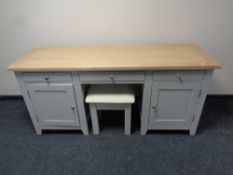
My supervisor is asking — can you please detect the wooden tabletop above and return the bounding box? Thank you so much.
[7,44,220,72]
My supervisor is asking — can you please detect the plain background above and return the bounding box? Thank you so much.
[0,0,232,95]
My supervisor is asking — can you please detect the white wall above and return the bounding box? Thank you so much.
[0,0,233,95]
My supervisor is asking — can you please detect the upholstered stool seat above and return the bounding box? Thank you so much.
[85,85,135,135]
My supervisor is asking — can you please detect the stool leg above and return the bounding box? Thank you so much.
[125,104,132,135]
[90,103,100,135]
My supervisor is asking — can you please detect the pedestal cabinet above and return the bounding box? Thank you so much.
[141,70,213,135]
[15,72,89,135]
[149,71,202,129]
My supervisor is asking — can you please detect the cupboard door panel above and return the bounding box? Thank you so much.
[27,83,80,126]
[149,81,200,127]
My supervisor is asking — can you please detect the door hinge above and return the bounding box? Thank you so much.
[35,115,39,123]
[198,89,202,97]
[192,115,195,122]
[27,90,31,99]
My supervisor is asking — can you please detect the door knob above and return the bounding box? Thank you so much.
[71,107,76,113]
[152,105,157,111]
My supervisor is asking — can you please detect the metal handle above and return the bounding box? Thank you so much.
[177,74,182,81]
[44,77,49,81]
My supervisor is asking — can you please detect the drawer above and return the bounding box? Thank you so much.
[154,71,205,81]
[79,71,145,83]
[23,73,73,82]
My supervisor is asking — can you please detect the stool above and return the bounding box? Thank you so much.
[85,85,135,135]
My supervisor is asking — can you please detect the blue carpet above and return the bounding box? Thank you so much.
[0,97,233,175]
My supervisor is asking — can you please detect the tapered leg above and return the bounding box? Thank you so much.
[125,104,132,135]
[90,103,100,135]
[189,130,196,136]
[140,72,153,135]
[15,72,42,135]
[190,70,213,136]
[72,72,89,135]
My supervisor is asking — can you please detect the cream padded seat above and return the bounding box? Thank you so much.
[85,85,135,135]
[85,85,135,104]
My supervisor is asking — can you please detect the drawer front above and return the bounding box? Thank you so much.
[154,71,205,81]
[79,72,145,83]
[23,73,73,82]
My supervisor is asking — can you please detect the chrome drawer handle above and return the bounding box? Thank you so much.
[110,74,114,81]
[177,74,183,81]
[44,77,49,81]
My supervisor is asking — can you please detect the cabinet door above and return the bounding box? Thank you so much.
[149,81,200,128]
[27,83,80,126]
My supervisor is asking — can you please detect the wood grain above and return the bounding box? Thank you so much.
[7,44,220,72]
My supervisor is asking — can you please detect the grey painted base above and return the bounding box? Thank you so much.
[14,70,213,135]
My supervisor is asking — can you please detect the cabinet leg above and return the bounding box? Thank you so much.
[141,128,147,135]
[82,128,89,136]
[140,72,153,136]
[72,72,90,136]
[35,129,42,135]
[189,129,196,136]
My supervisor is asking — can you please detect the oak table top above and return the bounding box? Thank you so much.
[7,44,220,72]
